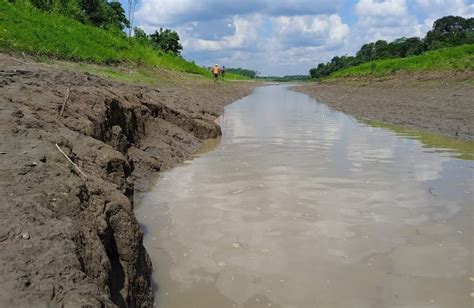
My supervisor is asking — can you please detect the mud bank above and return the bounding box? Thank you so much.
[293,72,474,140]
[0,53,256,306]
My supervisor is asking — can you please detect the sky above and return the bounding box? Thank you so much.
[123,0,474,76]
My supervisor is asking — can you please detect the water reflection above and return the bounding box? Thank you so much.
[137,85,473,308]
[360,118,474,161]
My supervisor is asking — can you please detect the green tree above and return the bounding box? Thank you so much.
[133,27,149,44]
[425,16,474,49]
[106,1,129,30]
[226,68,258,78]
[356,42,376,62]
[149,27,183,55]
[373,40,389,59]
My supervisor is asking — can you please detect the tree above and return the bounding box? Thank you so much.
[107,1,130,31]
[403,37,425,56]
[309,15,473,79]
[226,68,258,78]
[149,28,183,55]
[133,27,149,44]
[373,40,389,59]
[356,43,376,62]
[425,16,474,49]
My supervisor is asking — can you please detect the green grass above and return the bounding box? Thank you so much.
[329,44,474,79]
[0,0,248,80]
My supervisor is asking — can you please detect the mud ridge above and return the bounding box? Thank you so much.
[0,54,256,306]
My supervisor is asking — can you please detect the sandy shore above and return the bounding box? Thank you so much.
[293,73,474,140]
[0,53,257,306]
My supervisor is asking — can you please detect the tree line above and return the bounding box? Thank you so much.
[225,68,258,79]
[8,0,183,55]
[257,75,310,82]
[310,16,474,79]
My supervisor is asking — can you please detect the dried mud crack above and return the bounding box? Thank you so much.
[0,54,256,307]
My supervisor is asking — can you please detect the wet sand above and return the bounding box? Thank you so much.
[293,74,474,140]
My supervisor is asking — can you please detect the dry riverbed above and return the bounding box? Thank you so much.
[294,72,474,140]
[0,53,256,306]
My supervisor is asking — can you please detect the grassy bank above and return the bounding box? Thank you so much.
[329,44,474,79]
[0,0,247,80]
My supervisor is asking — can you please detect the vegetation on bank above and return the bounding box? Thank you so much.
[329,44,474,78]
[226,68,258,79]
[223,68,310,81]
[310,16,474,79]
[257,75,310,82]
[0,0,248,80]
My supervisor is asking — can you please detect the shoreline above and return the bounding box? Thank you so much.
[292,73,474,141]
[0,53,258,306]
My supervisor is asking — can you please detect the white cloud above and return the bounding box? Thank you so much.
[136,0,343,28]
[272,15,349,48]
[415,0,474,36]
[355,0,408,17]
[349,0,424,50]
[132,0,474,75]
[183,16,262,52]
[416,0,474,18]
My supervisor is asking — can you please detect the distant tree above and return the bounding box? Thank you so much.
[309,15,473,79]
[149,28,183,55]
[425,16,474,49]
[373,40,389,59]
[78,0,129,30]
[106,1,130,30]
[226,68,258,78]
[133,26,149,44]
[402,37,425,56]
[356,42,376,62]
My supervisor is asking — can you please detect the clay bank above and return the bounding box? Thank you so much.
[138,85,474,307]
[0,54,255,307]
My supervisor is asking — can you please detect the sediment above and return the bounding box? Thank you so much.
[0,53,256,307]
[293,72,474,140]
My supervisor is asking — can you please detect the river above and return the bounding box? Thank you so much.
[136,85,473,307]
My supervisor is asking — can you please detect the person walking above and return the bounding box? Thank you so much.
[212,64,219,82]
[221,65,226,80]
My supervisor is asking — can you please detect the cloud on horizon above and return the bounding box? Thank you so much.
[133,0,474,76]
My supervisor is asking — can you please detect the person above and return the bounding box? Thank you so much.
[221,65,226,80]
[212,64,219,82]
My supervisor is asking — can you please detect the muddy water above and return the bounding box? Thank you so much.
[136,85,474,308]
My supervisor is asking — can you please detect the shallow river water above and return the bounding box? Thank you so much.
[136,85,473,308]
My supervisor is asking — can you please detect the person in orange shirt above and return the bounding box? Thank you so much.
[212,64,219,82]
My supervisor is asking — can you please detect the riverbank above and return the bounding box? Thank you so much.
[293,71,474,140]
[0,53,257,306]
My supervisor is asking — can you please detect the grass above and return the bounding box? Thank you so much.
[329,44,474,79]
[0,0,248,81]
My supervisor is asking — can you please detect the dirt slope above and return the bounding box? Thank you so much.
[0,54,256,307]
[294,73,474,140]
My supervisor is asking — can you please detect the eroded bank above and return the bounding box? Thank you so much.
[0,53,256,306]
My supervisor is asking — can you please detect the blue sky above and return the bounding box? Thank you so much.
[121,0,473,76]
